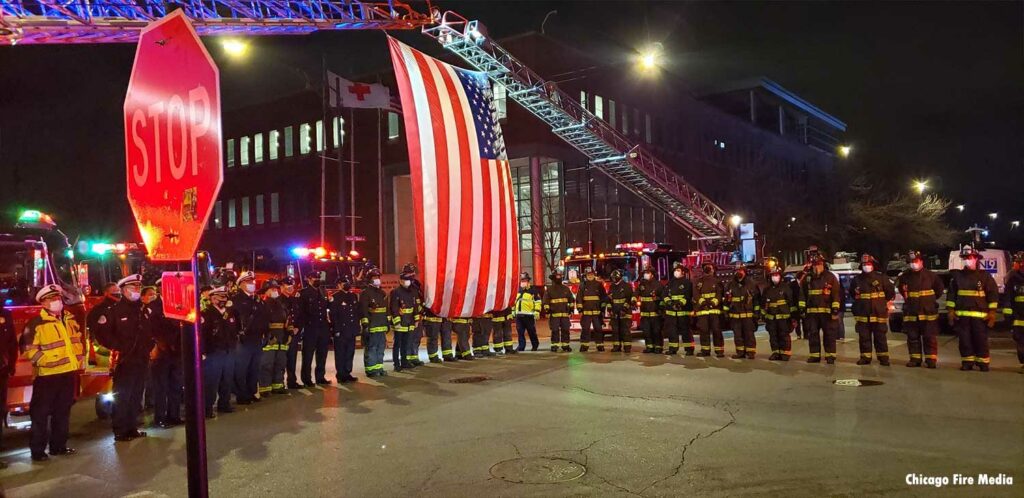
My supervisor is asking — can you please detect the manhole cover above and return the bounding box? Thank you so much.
[449,375,491,384]
[489,457,587,484]
[833,379,884,387]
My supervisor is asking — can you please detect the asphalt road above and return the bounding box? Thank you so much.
[2,320,1022,498]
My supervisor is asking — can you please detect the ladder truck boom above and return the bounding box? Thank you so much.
[422,11,732,240]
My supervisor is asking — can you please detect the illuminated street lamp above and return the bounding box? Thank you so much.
[956,204,965,212]
[912,179,928,195]
[1012,221,1020,229]
[221,38,249,58]
[636,42,664,73]
[729,214,743,227]
[837,145,852,158]
[988,212,998,220]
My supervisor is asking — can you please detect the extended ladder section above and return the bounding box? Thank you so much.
[423,12,731,240]
[0,0,434,44]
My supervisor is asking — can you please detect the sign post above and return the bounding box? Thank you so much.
[124,10,223,498]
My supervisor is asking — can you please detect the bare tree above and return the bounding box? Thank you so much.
[844,193,958,255]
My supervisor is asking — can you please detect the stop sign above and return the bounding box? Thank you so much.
[124,10,222,261]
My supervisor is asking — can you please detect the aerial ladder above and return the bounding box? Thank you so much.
[0,2,731,241]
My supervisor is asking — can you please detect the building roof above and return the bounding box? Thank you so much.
[697,77,847,132]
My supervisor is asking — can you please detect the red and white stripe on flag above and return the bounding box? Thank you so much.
[387,36,520,318]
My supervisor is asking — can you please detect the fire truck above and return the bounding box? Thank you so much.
[1,210,113,420]
[561,242,733,332]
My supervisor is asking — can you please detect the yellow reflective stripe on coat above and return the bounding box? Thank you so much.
[549,298,569,304]
[956,290,985,297]
[368,326,388,333]
[907,290,935,297]
[955,310,987,318]
[856,292,885,299]
[854,316,887,323]
[370,307,387,313]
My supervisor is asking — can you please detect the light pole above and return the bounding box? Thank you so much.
[912,179,928,195]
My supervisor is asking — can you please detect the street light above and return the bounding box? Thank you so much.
[988,212,998,220]
[1012,221,1020,229]
[221,38,249,58]
[838,145,852,158]
[956,204,965,212]
[729,214,743,227]
[636,42,664,73]
[912,179,928,195]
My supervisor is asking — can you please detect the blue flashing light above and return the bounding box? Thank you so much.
[291,247,310,258]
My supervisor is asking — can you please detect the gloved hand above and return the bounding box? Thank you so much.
[947,310,956,327]
[986,311,996,328]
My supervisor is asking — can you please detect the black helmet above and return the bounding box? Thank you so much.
[673,262,688,272]
[367,268,382,279]
[402,262,417,274]
[520,272,532,282]
[611,269,623,280]
[400,270,416,281]
[280,276,295,286]
[262,279,281,291]
[860,253,876,265]
[906,250,922,263]
[549,270,564,281]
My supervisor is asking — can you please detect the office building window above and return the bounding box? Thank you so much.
[270,193,280,223]
[388,112,400,140]
[594,95,604,119]
[315,119,324,152]
[579,90,587,110]
[214,200,222,229]
[608,100,616,128]
[255,194,264,225]
[228,199,236,228]
[269,130,279,160]
[241,196,250,226]
[299,123,311,154]
[494,83,507,120]
[226,139,235,168]
[333,116,345,148]
[284,126,294,157]
[240,136,250,166]
[645,114,652,143]
[254,133,264,163]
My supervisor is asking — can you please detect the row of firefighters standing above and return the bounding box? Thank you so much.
[549,248,1019,371]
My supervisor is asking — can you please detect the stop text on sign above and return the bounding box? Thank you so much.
[129,85,213,186]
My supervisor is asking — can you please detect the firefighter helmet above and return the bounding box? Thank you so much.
[763,257,780,272]
[550,269,564,282]
[401,262,418,274]
[263,279,280,290]
[610,269,623,281]
[399,270,416,281]
[1013,251,1024,264]
[701,262,715,274]
[35,284,63,303]
[673,261,689,273]
[960,245,980,260]
[583,266,595,275]
[906,250,923,263]
[280,276,295,286]
[860,254,876,266]
[642,265,655,275]
[366,268,382,279]
[520,272,532,282]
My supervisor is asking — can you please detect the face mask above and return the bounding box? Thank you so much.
[372,278,382,287]
[964,259,977,270]
[125,289,141,302]
[771,275,782,284]
[813,265,825,275]
[244,283,256,293]
[910,261,923,271]
[703,267,713,276]
[521,282,530,289]
[284,286,294,294]
[268,290,280,299]
[586,275,595,281]
[673,270,683,279]
[643,273,653,281]
[401,280,411,288]
[46,300,63,314]
[862,264,874,273]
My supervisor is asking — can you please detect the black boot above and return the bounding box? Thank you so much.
[857,357,871,365]
[561,345,572,352]
[697,350,710,357]
[745,352,756,360]
[906,360,922,368]
[611,345,622,352]
[807,356,821,363]
[780,355,790,362]
[960,362,974,371]
[684,348,695,356]
[429,356,442,363]
[768,353,780,361]
[977,363,990,372]
[596,345,605,352]
[667,347,678,355]
[506,346,517,354]
[879,358,890,366]
[825,357,836,365]
[579,345,589,353]
[731,352,746,359]
[550,346,559,352]
[623,346,632,353]
[925,359,937,369]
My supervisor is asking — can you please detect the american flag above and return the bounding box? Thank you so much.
[388,37,520,318]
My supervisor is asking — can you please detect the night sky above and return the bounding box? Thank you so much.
[1,1,1021,246]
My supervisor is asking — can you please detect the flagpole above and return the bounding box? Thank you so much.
[350,107,356,253]
[319,52,327,248]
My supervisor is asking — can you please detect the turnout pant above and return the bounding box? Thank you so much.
[904,319,939,364]
[234,341,262,401]
[549,316,571,349]
[766,319,792,357]
[696,313,725,355]
[425,319,453,359]
[285,329,302,386]
[151,354,183,422]
[855,320,889,361]
[1013,327,1024,365]
[492,319,514,351]
[803,314,838,361]
[639,315,662,352]
[333,331,357,378]
[363,330,386,374]
[579,314,602,348]
[301,326,330,383]
[203,350,234,412]
[408,324,423,362]
[955,318,990,367]
[112,361,148,436]
[29,372,75,455]
[472,318,492,355]
[259,345,288,393]
[452,321,473,358]
[609,315,632,349]
[730,317,757,356]
[393,330,411,367]
[663,314,693,352]
[516,315,539,350]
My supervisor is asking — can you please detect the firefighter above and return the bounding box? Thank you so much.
[762,265,796,361]
[896,250,945,368]
[1002,251,1024,373]
[231,271,268,403]
[403,263,427,366]
[799,255,842,364]
[389,270,420,370]
[576,266,608,352]
[23,284,84,461]
[472,311,495,357]
[608,269,634,353]
[424,315,453,362]
[201,286,238,417]
[0,299,16,468]
[299,273,331,385]
[849,254,896,365]
[86,282,120,349]
[724,263,761,359]
[148,286,183,428]
[259,280,291,394]
[663,263,693,356]
[280,277,303,389]
[514,273,541,351]
[104,274,155,442]
[543,269,573,352]
[694,262,725,357]
[450,316,474,360]
[328,278,361,382]
[491,306,516,355]
[947,247,999,371]
[636,266,665,354]
[359,269,390,376]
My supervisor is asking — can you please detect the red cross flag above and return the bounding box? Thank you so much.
[327,71,398,110]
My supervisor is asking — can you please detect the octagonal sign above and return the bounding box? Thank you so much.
[124,10,222,261]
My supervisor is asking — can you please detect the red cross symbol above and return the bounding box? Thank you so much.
[348,83,371,101]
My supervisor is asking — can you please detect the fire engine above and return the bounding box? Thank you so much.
[1,210,113,420]
[561,242,733,332]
